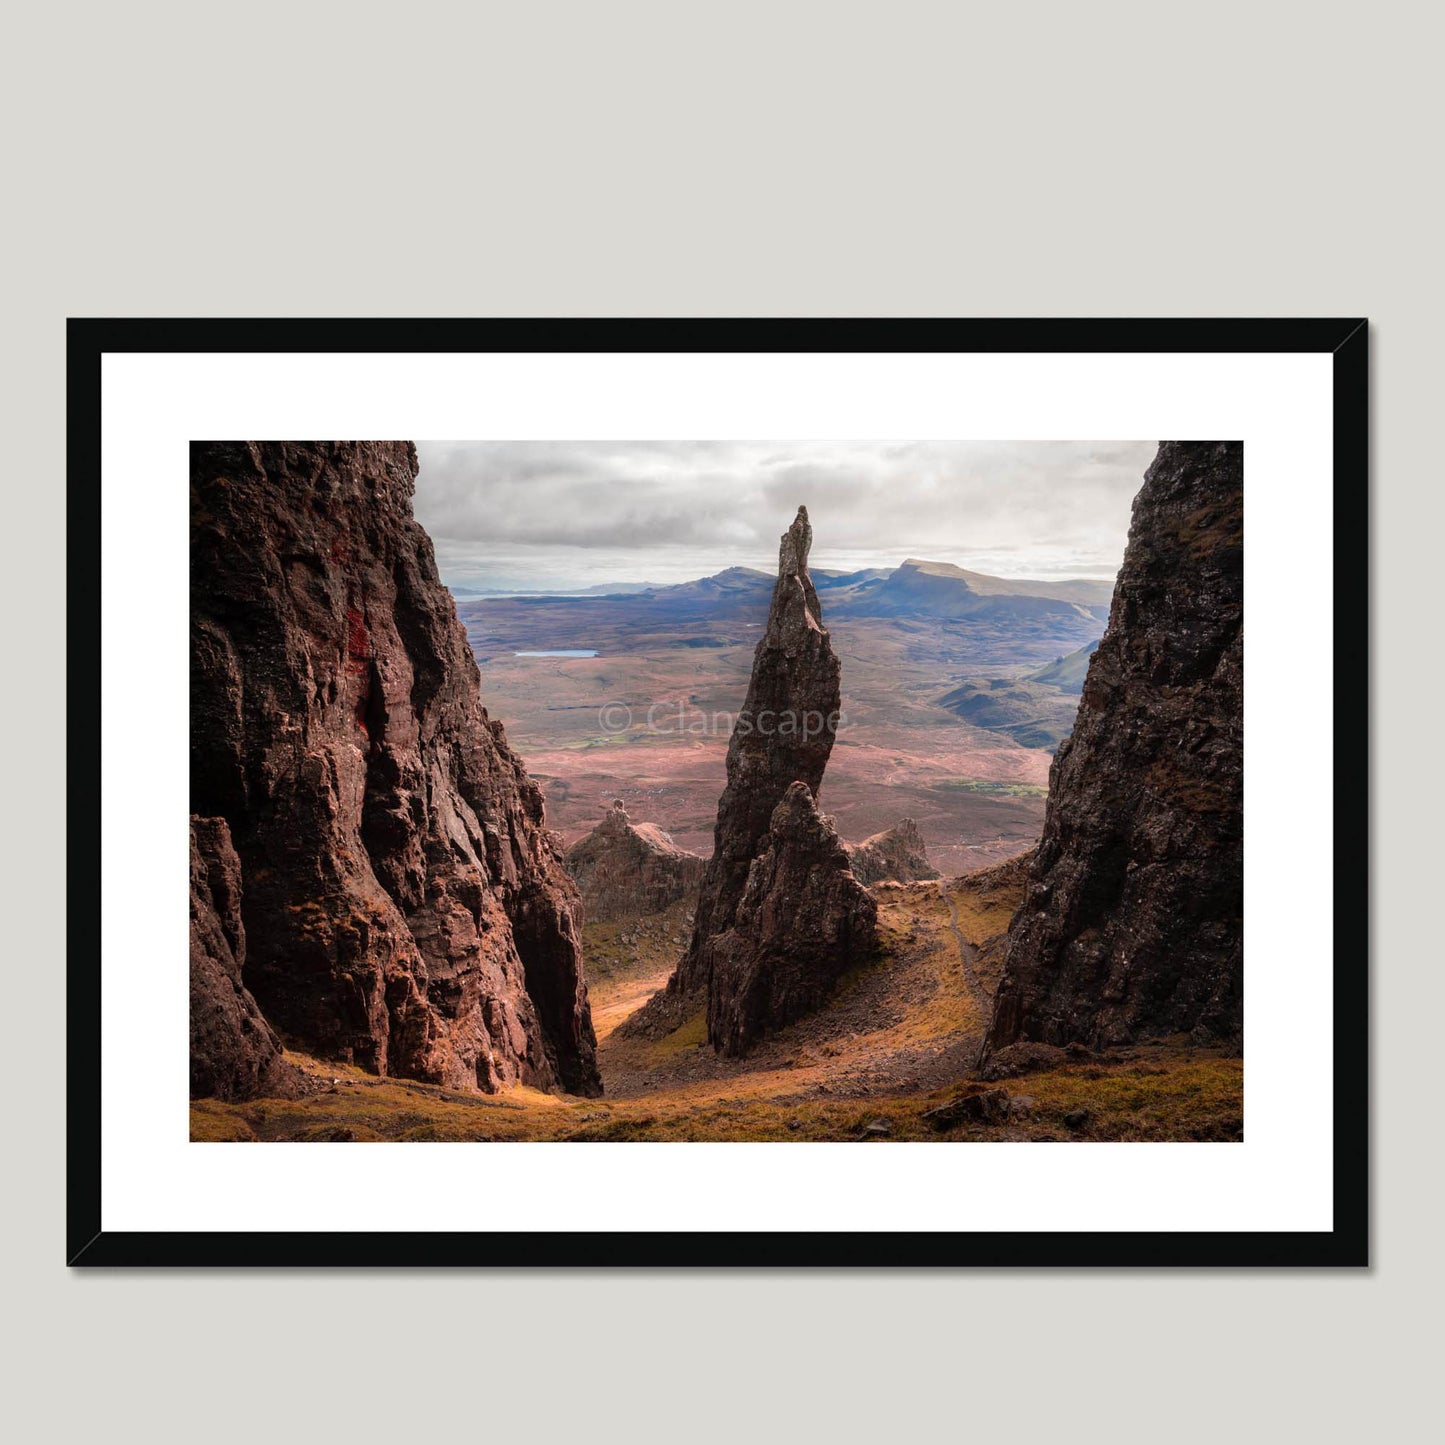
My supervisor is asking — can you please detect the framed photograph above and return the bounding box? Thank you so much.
[68,318,1367,1267]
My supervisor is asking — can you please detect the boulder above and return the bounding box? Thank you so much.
[923,1087,1013,1129]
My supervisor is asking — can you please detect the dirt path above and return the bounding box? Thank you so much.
[590,964,675,1042]
[939,879,993,1009]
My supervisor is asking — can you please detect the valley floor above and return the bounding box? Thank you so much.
[462,612,1067,876]
[191,865,1243,1144]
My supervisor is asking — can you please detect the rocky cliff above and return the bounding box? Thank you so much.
[846,818,940,887]
[190,816,301,1101]
[564,801,705,921]
[981,441,1243,1057]
[708,783,877,1056]
[624,505,845,1038]
[191,442,600,1097]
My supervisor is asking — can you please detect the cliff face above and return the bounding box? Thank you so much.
[190,816,300,1101]
[191,442,600,1097]
[624,506,844,1036]
[982,441,1243,1057]
[708,783,877,1056]
[564,802,705,922]
[846,818,940,887]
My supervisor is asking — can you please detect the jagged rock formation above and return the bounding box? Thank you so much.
[190,816,300,1101]
[846,818,940,887]
[623,505,844,1039]
[982,441,1243,1057]
[191,442,600,1097]
[708,783,877,1056]
[564,801,705,921]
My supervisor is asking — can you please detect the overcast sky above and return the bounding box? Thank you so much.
[413,440,1157,593]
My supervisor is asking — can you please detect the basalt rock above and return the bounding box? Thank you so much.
[981,441,1243,1058]
[564,801,705,922]
[622,506,844,1038]
[708,782,877,1056]
[846,818,941,888]
[922,1087,1013,1130]
[189,816,300,1101]
[191,442,600,1097]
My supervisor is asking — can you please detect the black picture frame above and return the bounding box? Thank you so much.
[67,317,1369,1268]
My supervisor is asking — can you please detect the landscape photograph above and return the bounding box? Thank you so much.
[189,438,1243,1143]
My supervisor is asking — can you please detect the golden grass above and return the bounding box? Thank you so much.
[188,1104,258,1142]
[925,1050,1244,1142]
[651,1010,708,1056]
[190,868,1242,1144]
[190,1045,1242,1143]
[582,903,689,978]
[581,899,691,1040]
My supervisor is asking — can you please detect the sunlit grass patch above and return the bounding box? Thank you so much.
[651,1010,707,1056]
[188,1101,258,1141]
[918,1049,1243,1142]
[935,779,1048,798]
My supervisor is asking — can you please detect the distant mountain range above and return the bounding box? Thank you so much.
[831,559,1111,622]
[451,559,1113,621]
[450,558,1116,676]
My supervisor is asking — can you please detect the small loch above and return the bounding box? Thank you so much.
[513,649,599,658]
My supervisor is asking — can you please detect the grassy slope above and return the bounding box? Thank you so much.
[192,861,1241,1143]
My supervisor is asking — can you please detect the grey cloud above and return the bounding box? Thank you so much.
[413,439,1158,590]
